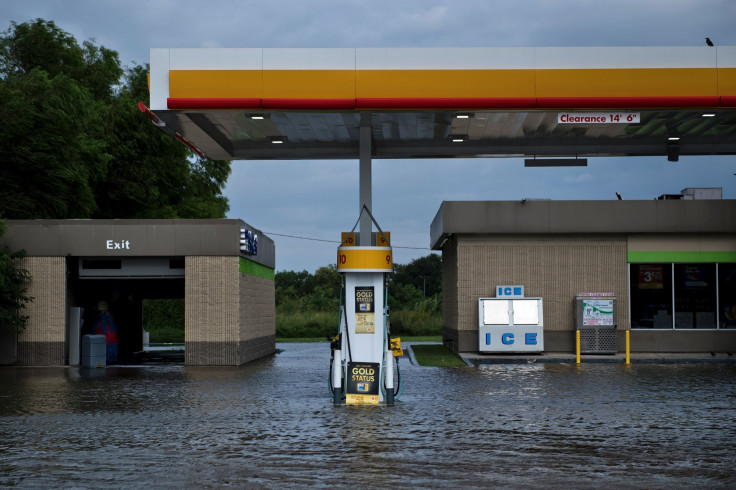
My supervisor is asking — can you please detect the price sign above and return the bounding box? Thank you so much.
[337,247,392,271]
[638,265,663,289]
[558,112,640,124]
[341,232,390,247]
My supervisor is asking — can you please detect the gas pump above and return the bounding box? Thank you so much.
[329,208,403,405]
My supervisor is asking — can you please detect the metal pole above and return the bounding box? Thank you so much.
[385,349,394,405]
[359,113,372,246]
[333,349,342,405]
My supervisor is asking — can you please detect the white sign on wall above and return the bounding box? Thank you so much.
[106,239,131,250]
[582,299,614,326]
[558,112,640,124]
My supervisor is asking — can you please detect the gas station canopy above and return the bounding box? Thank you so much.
[147,47,736,161]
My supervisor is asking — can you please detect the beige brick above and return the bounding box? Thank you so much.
[447,235,628,334]
[17,257,66,365]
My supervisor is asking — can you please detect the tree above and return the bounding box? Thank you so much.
[0,19,121,99]
[0,19,231,220]
[0,19,119,219]
[275,270,315,303]
[0,221,33,333]
[314,265,342,298]
[94,64,231,219]
[392,254,442,297]
[0,67,109,218]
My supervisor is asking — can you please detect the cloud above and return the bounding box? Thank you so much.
[4,0,736,272]
[564,173,595,184]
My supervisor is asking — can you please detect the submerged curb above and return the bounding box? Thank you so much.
[463,354,736,365]
[405,345,418,366]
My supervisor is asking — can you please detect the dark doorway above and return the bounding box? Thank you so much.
[67,257,185,364]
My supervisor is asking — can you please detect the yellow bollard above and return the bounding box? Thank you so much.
[576,330,581,364]
[626,330,630,365]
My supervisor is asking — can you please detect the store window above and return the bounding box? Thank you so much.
[674,264,716,329]
[630,264,673,329]
[719,263,736,329]
[631,263,735,329]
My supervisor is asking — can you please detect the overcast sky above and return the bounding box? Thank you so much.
[3,1,736,272]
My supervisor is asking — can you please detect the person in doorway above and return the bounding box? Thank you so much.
[93,301,119,363]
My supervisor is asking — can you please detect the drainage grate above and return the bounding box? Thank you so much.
[579,326,617,354]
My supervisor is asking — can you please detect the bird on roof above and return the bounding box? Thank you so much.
[616,192,622,200]
[706,37,714,46]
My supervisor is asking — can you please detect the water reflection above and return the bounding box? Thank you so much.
[1,344,735,488]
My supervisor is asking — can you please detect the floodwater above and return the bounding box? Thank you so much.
[1,343,735,489]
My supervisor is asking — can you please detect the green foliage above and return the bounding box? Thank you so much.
[389,296,442,337]
[0,18,231,220]
[388,282,424,309]
[275,265,341,314]
[94,65,231,219]
[276,310,338,339]
[275,255,443,338]
[411,344,467,367]
[147,327,185,344]
[390,253,442,302]
[0,19,122,100]
[0,222,33,333]
[142,299,185,343]
[314,264,342,298]
[0,67,109,218]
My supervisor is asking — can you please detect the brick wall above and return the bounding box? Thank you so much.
[185,256,240,365]
[238,272,276,364]
[17,257,66,365]
[448,235,628,352]
[441,238,459,350]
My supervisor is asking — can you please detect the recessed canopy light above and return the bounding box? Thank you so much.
[702,113,715,117]
[269,136,287,144]
[248,114,269,120]
[455,113,473,119]
[451,135,468,142]
[668,137,680,141]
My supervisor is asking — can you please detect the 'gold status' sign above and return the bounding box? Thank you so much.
[354,286,375,334]
[346,362,380,405]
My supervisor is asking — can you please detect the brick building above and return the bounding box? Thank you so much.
[431,198,736,354]
[0,220,275,366]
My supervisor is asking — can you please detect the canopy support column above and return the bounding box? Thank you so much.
[359,113,372,246]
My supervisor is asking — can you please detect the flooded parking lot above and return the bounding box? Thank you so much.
[1,342,735,488]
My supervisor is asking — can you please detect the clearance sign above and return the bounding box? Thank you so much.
[346,362,380,405]
[558,112,640,123]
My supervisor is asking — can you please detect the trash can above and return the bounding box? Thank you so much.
[575,293,617,354]
[82,334,106,368]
